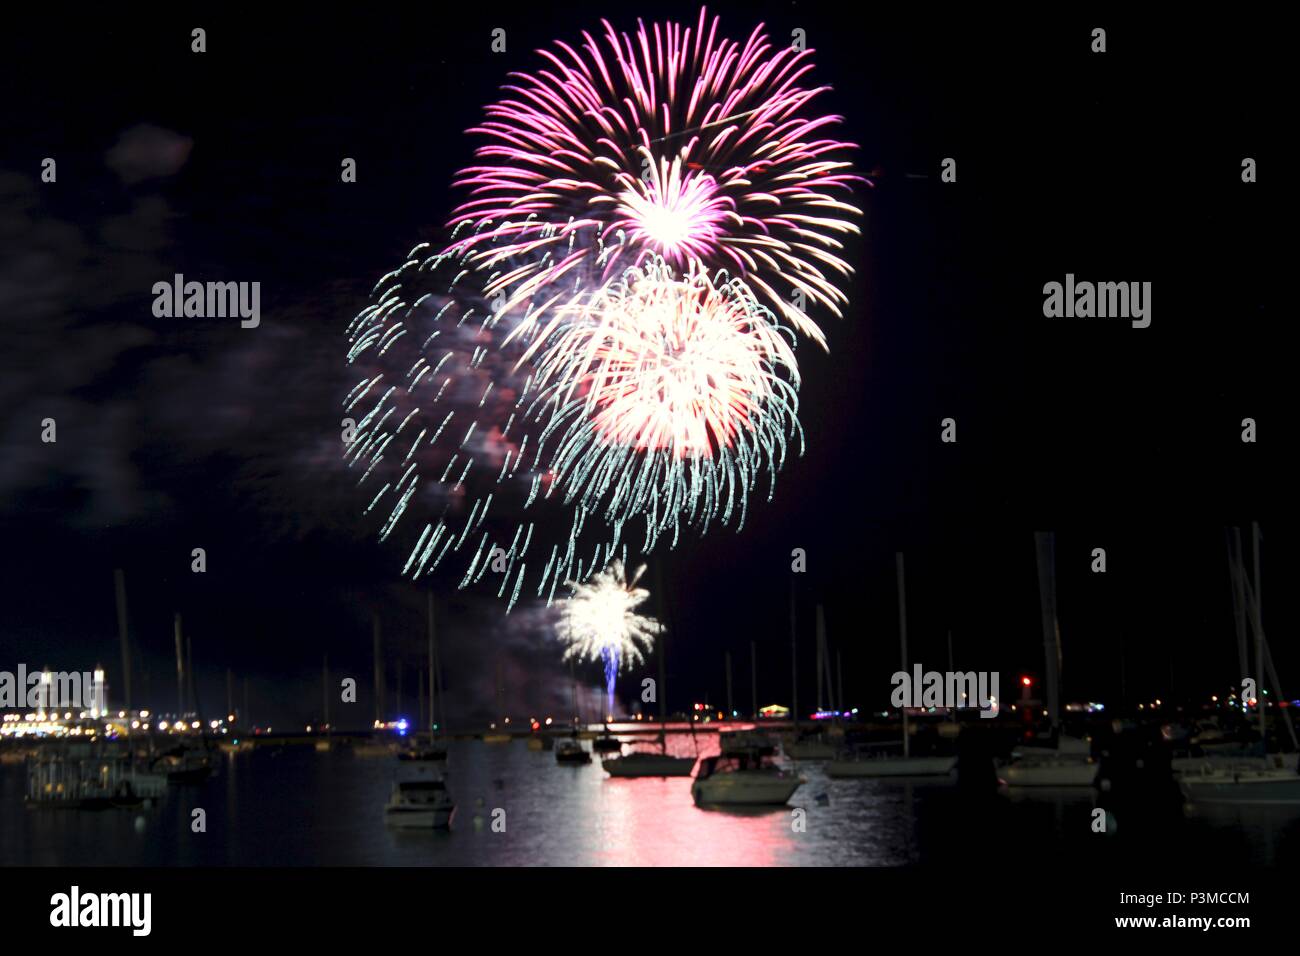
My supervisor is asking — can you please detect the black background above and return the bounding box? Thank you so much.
[0,5,1287,726]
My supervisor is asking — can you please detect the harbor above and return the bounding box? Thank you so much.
[4,711,1300,867]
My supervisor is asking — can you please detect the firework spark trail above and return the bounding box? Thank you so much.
[444,6,864,350]
[345,245,802,606]
[343,7,857,610]
[525,258,802,551]
[345,236,558,610]
[555,560,663,714]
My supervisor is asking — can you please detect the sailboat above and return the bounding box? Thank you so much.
[402,594,450,760]
[827,554,956,779]
[482,653,512,743]
[996,533,1097,789]
[1178,524,1300,806]
[785,606,840,761]
[555,737,592,765]
[603,746,696,777]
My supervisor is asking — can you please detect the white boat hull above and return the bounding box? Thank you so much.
[385,805,455,828]
[692,771,802,806]
[1179,768,1300,805]
[826,756,955,778]
[999,759,1097,788]
[1173,753,1298,775]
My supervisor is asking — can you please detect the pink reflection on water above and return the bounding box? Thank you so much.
[590,722,796,866]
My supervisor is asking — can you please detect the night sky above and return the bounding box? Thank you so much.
[1,6,1287,727]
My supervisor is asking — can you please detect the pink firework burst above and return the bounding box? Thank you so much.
[525,258,802,541]
[446,6,864,350]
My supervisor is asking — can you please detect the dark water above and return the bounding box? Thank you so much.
[4,737,1299,866]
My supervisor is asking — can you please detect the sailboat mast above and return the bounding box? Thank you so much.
[173,613,185,715]
[789,579,798,734]
[574,660,585,728]
[1034,532,1062,732]
[496,656,504,725]
[815,611,824,713]
[725,651,733,719]
[1228,528,1250,686]
[656,558,668,744]
[817,604,833,715]
[1252,523,1265,746]
[896,553,910,758]
[372,613,383,725]
[1235,526,1298,751]
[113,569,132,713]
[427,593,437,735]
[836,651,844,720]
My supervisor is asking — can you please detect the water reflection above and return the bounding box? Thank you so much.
[2,736,1298,866]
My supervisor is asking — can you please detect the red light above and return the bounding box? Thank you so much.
[1021,677,1032,687]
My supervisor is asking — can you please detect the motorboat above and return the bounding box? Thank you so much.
[383,776,455,828]
[692,753,803,806]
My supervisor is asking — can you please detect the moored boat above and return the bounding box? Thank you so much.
[692,753,803,806]
[150,744,216,784]
[398,742,448,762]
[384,776,455,828]
[1179,763,1300,806]
[997,737,1098,788]
[555,738,592,765]
[827,753,956,778]
[603,751,696,777]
